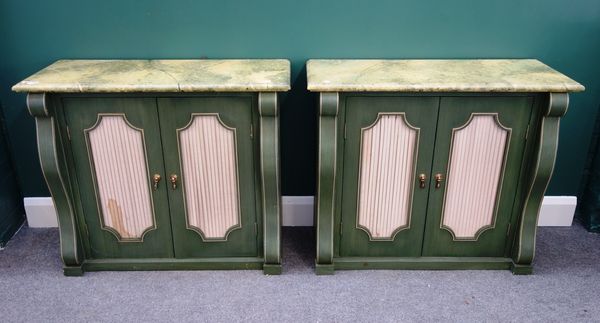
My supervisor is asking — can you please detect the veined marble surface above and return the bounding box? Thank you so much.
[13,59,291,93]
[307,59,584,92]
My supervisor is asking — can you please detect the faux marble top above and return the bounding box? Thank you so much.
[12,59,291,93]
[306,59,584,93]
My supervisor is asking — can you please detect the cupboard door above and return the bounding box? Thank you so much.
[64,98,174,258]
[339,96,439,257]
[158,97,258,258]
[422,97,533,257]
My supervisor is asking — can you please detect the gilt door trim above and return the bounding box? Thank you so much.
[355,112,420,241]
[176,112,242,242]
[84,113,157,242]
[440,113,512,241]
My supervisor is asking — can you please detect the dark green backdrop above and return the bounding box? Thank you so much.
[1,0,599,197]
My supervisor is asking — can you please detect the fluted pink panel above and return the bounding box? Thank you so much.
[179,115,240,240]
[357,114,418,239]
[87,115,154,241]
[442,114,509,240]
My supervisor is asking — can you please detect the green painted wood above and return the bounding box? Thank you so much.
[422,96,533,257]
[315,92,559,274]
[333,257,513,270]
[258,92,282,274]
[339,96,439,257]
[63,97,174,259]
[28,94,83,270]
[315,93,339,271]
[27,91,281,275]
[83,257,264,271]
[512,93,569,266]
[157,96,259,258]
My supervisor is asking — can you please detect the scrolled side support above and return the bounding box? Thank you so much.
[315,92,339,275]
[28,93,83,276]
[511,93,569,274]
[258,92,282,275]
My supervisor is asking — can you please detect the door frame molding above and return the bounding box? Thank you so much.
[439,112,512,241]
[84,113,157,242]
[175,112,243,242]
[355,112,420,241]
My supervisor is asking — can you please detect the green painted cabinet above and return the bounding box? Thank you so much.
[309,59,584,274]
[13,59,290,275]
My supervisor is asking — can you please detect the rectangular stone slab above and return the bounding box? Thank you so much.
[306,59,584,92]
[13,59,291,93]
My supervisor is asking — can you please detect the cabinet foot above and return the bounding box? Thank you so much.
[263,264,282,275]
[510,262,533,275]
[63,266,84,276]
[315,262,334,275]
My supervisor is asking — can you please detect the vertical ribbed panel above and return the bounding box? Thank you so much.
[442,114,510,240]
[357,114,418,240]
[86,115,154,241]
[179,114,240,240]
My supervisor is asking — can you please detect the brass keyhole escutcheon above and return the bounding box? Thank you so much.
[418,174,426,189]
[170,174,178,190]
[435,173,444,189]
[152,174,162,191]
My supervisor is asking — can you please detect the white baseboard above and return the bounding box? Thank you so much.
[23,195,576,228]
[537,196,577,226]
[23,197,58,228]
[282,196,314,226]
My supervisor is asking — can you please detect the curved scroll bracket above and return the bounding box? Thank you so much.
[512,93,569,273]
[315,92,339,274]
[259,92,282,274]
[27,93,83,273]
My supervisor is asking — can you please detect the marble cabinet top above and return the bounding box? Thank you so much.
[13,59,291,93]
[306,59,584,93]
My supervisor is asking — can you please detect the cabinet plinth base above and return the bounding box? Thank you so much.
[315,262,335,275]
[263,263,282,275]
[328,257,515,272]
[510,262,533,275]
[63,266,84,276]
[80,257,265,272]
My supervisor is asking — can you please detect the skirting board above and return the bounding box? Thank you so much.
[24,196,576,228]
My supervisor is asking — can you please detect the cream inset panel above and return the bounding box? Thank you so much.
[86,114,155,241]
[178,114,241,240]
[357,113,419,240]
[442,114,510,240]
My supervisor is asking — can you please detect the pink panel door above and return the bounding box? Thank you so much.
[339,96,439,257]
[423,96,534,257]
[64,97,174,259]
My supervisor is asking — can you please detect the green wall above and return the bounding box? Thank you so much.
[1,0,599,197]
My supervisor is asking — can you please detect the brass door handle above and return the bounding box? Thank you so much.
[418,174,426,189]
[152,174,161,191]
[170,174,178,190]
[435,173,444,189]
